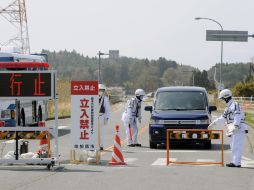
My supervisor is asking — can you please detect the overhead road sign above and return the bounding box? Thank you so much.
[206,30,254,42]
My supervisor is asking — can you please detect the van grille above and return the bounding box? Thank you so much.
[163,120,196,125]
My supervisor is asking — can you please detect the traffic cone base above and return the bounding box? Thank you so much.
[109,161,126,165]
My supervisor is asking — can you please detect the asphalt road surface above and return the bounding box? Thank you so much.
[0,101,254,190]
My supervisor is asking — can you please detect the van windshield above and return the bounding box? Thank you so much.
[155,91,207,111]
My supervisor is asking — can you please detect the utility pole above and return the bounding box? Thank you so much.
[98,51,109,84]
[249,62,254,78]
[0,0,30,54]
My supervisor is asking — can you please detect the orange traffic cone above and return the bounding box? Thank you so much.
[109,125,126,165]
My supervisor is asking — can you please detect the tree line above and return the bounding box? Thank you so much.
[42,49,251,94]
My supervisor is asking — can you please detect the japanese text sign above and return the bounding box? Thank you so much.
[71,81,98,150]
[0,72,53,98]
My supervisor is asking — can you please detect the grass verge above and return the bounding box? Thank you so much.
[245,112,254,129]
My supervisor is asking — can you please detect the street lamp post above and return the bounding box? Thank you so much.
[98,51,109,84]
[195,17,223,89]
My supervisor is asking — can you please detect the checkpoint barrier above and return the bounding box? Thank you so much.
[166,129,224,166]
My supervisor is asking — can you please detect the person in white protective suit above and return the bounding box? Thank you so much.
[98,84,110,150]
[208,89,248,167]
[121,89,145,147]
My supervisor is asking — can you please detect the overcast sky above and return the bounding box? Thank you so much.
[1,0,254,70]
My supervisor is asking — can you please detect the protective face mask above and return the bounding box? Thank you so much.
[136,96,143,101]
[99,91,104,96]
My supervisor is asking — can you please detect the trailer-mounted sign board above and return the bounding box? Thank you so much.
[0,71,55,99]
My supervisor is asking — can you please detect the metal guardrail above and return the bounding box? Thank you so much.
[233,97,254,110]
[233,96,253,103]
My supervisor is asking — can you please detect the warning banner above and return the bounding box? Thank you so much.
[71,81,99,150]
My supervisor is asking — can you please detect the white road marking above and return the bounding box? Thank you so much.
[124,150,231,153]
[152,158,177,166]
[196,159,216,162]
[124,158,138,164]
[152,158,225,167]
[242,156,254,161]
[241,156,254,168]
[196,159,218,166]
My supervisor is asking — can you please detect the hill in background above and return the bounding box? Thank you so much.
[42,49,251,93]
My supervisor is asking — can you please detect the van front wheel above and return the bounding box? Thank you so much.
[204,141,212,149]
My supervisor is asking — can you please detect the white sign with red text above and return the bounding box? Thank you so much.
[71,81,98,150]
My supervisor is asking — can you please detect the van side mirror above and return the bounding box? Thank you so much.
[145,106,153,112]
[209,106,217,112]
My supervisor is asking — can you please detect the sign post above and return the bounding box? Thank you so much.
[71,81,99,162]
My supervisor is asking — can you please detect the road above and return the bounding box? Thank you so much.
[0,101,254,190]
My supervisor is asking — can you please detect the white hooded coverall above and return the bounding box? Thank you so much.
[212,99,248,166]
[121,97,142,145]
[99,95,110,148]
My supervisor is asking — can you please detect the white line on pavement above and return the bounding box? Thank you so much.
[123,150,231,153]
[152,158,177,166]
[241,156,254,168]
[242,156,254,161]
[124,158,138,164]
[196,159,218,166]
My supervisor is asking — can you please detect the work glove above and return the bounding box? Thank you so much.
[104,118,109,125]
[226,124,240,137]
[233,125,240,133]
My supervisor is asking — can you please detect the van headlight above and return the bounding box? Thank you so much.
[196,119,209,124]
[150,119,164,125]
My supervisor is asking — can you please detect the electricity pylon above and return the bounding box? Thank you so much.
[0,0,30,53]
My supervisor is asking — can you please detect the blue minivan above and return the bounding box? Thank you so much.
[145,86,217,149]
